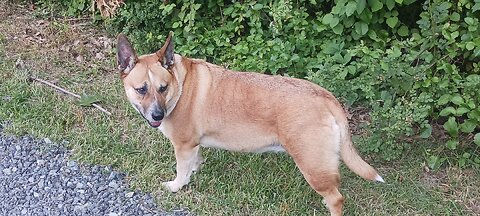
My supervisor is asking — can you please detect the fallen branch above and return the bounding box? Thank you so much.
[30,77,112,116]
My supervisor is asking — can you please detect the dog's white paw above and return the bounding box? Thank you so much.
[322,198,328,208]
[192,157,205,172]
[162,181,183,193]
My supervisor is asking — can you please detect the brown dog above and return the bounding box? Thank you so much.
[117,32,383,216]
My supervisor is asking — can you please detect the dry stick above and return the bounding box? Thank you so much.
[30,77,112,116]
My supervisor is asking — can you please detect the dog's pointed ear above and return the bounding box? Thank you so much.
[156,31,174,69]
[117,34,137,76]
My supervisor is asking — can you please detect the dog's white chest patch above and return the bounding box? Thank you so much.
[158,124,165,133]
[158,124,170,139]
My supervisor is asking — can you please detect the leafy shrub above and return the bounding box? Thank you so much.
[35,0,91,16]
[38,0,480,167]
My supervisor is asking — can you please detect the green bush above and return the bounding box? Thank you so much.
[35,0,91,16]
[38,0,480,167]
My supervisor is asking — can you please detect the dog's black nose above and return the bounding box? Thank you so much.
[152,111,164,121]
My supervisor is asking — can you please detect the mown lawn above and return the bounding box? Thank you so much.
[0,3,478,215]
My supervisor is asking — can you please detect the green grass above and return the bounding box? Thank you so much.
[0,4,479,215]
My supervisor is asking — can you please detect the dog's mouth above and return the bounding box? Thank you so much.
[148,121,162,128]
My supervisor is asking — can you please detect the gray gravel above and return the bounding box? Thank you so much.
[0,125,189,216]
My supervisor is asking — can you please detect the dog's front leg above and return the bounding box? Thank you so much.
[192,147,204,172]
[162,145,200,192]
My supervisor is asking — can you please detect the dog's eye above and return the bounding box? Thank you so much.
[135,86,147,95]
[159,85,168,93]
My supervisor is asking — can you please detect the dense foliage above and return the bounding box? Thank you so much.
[37,0,480,167]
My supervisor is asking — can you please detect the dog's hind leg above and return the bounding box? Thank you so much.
[281,128,344,216]
[162,144,200,192]
[290,145,344,215]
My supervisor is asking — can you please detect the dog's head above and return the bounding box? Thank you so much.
[116,32,180,128]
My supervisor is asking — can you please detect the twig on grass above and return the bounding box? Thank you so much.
[30,77,112,116]
[62,17,92,22]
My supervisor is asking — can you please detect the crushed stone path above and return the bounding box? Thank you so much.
[0,125,189,216]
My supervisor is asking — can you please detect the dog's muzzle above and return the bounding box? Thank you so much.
[152,111,164,121]
[148,109,164,128]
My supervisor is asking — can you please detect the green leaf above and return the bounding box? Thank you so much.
[460,120,477,133]
[338,69,349,79]
[77,94,101,107]
[438,94,452,105]
[332,23,344,34]
[333,53,344,63]
[437,2,451,11]
[323,14,340,28]
[386,16,398,28]
[323,43,340,54]
[380,90,392,102]
[346,1,357,17]
[357,0,366,14]
[355,22,369,35]
[474,133,480,146]
[322,14,334,25]
[330,16,340,28]
[450,12,460,21]
[331,5,344,15]
[446,140,458,150]
[456,107,470,116]
[223,6,234,15]
[443,117,458,137]
[395,0,403,3]
[427,155,444,170]
[420,124,432,139]
[193,3,201,10]
[440,106,456,116]
[451,31,459,39]
[466,42,475,51]
[466,74,480,83]
[252,3,263,10]
[467,100,476,109]
[397,25,409,36]
[172,22,181,28]
[78,2,85,11]
[343,52,352,63]
[359,7,372,22]
[385,0,395,10]
[469,109,480,122]
[427,156,438,169]
[369,0,384,12]
[469,25,478,32]
[343,16,356,27]
[473,3,480,12]
[451,95,464,105]
[368,29,379,40]
[465,17,475,25]
[346,92,358,107]
[347,65,357,75]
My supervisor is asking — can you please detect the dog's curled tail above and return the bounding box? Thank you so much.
[330,102,384,183]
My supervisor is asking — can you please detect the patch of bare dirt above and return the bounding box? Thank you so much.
[346,105,371,136]
[0,2,115,84]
